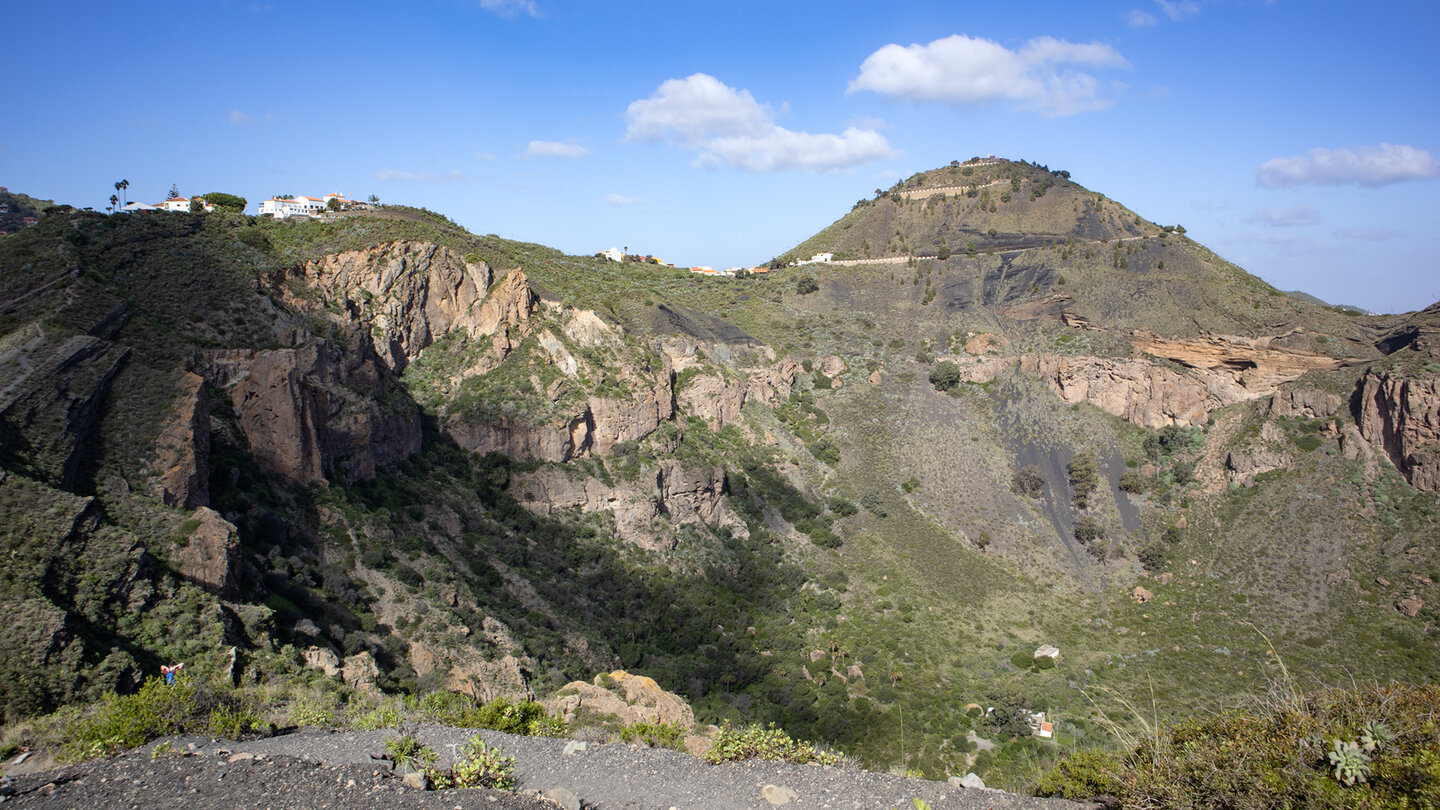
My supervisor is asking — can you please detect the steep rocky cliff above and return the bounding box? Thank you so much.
[1356,371,1440,492]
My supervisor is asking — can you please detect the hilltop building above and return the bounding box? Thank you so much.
[258,193,361,219]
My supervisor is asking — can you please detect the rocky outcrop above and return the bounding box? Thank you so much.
[1225,423,1290,482]
[512,467,665,549]
[195,326,421,484]
[656,461,748,538]
[285,241,495,372]
[1355,371,1440,492]
[149,372,210,509]
[409,641,533,702]
[676,359,798,430]
[0,325,130,489]
[1020,354,1214,427]
[543,670,695,731]
[1128,330,1351,396]
[512,461,747,550]
[172,507,240,598]
[1269,385,1343,419]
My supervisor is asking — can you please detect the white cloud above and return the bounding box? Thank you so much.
[1127,9,1159,27]
[527,140,590,159]
[848,34,1129,117]
[375,169,472,182]
[604,193,644,207]
[229,110,253,126]
[1156,0,1200,20]
[479,0,538,18]
[1256,143,1440,188]
[1246,203,1321,227]
[1335,226,1406,242]
[626,73,895,173]
[626,74,772,146]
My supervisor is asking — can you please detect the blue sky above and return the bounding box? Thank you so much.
[3,1,1436,313]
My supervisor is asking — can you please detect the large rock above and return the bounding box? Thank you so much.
[543,670,695,730]
[1355,371,1440,492]
[172,507,240,598]
[1269,385,1343,419]
[1020,354,1214,427]
[197,327,421,485]
[512,461,747,550]
[285,241,495,372]
[149,372,210,509]
[409,641,534,702]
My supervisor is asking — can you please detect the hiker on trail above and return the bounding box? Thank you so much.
[161,663,184,685]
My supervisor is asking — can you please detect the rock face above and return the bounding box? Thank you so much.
[1269,385,1343,419]
[512,461,747,549]
[408,641,533,702]
[287,241,495,372]
[1225,422,1291,482]
[172,507,240,598]
[675,360,798,430]
[1128,330,1349,395]
[149,372,210,509]
[195,326,421,485]
[1020,354,1214,427]
[1355,371,1440,492]
[0,321,131,489]
[543,670,695,731]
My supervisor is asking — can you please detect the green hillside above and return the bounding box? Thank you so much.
[0,173,1435,797]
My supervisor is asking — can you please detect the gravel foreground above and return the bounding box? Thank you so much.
[0,725,1096,810]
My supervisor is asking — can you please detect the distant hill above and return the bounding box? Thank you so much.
[0,187,52,235]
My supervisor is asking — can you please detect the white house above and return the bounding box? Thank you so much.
[157,197,215,213]
[120,202,160,213]
[600,247,624,262]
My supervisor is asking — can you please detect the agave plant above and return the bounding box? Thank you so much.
[1327,739,1372,786]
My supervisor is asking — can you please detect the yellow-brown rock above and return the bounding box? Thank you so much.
[543,670,695,730]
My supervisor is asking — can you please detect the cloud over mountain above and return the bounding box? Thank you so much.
[1256,143,1440,188]
[626,73,894,173]
[848,34,1129,117]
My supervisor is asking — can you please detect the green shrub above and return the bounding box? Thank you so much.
[703,722,841,766]
[383,732,438,772]
[1012,466,1045,497]
[827,496,858,518]
[410,693,566,737]
[1067,452,1099,508]
[859,491,887,518]
[428,736,515,790]
[209,704,262,738]
[618,720,685,750]
[65,676,220,758]
[1036,749,1125,799]
[1045,681,1440,807]
[928,361,962,392]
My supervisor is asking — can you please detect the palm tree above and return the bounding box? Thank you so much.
[115,179,129,208]
[108,194,118,213]
[367,194,379,206]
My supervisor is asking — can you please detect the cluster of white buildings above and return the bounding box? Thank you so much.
[258,193,363,219]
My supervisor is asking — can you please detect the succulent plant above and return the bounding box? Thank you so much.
[1360,720,1395,753]
[1327,739,1372,786]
